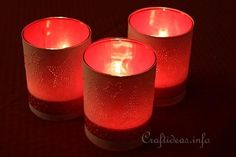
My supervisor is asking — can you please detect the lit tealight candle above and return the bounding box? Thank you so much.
[83,38,156,150]
[128,7,194,106]
[22,17,91,120]
[155,28,169,37]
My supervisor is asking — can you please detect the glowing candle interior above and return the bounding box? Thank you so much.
[23,17,90,49]
[130,8,193,38]
[84,39,155,77]
[106,42,134,76]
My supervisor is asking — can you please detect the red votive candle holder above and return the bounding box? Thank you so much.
[128,7,194,106]
[83,38,156,150]
[22,17,91,120]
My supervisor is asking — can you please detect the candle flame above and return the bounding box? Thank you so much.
[108,61,125,75]
[60,42,69,49]
[156,28,169,37]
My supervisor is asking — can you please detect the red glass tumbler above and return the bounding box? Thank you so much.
[83,38,156,150]
[22,17,91,120]
[128,7,194,106]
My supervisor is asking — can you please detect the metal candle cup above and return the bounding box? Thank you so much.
[128,7,194,106]
[83,38,156,150]
[22,17,91,120]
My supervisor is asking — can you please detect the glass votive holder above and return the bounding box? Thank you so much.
[128,7,194,106]
[83,38,156,150]
[22,17,91,120]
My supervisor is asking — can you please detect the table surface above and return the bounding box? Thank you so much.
[0,0,235,156]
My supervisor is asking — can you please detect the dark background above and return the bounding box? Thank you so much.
[0,0,235,156]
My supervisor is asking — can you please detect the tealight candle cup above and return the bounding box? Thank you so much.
[22,17,91,120]
[128,7,194,106]
[83,38,156,150]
